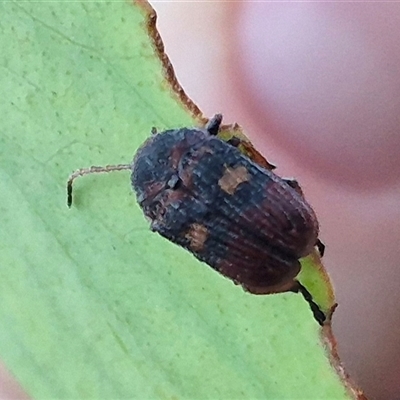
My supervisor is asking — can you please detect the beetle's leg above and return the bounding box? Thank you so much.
[283,178,304,197]
[291,281,326,326]
[151,127,158,135]
[226,137,241,148]
[205,114,223,136]
[316,239,325,257]
[67,164,131,207]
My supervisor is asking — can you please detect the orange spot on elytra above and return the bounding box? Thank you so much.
[185,223,208,251]
[218,165,250,195]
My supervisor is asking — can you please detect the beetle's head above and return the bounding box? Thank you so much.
[131,127,208,221]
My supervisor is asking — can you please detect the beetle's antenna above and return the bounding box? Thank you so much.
[205,114,223,136]
[67,164,131,208]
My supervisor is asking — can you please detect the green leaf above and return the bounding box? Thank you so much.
[0,1,359,398]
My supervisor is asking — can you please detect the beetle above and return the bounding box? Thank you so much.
[67,114,326,324]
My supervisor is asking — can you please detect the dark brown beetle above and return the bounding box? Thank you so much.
[67,115,326,324]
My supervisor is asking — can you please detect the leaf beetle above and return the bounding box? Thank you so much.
[67,114,326,324]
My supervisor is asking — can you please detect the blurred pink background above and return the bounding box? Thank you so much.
[151,3,400,400]
[2,2,400,399]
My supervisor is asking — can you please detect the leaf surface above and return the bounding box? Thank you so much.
[0,1,358,398]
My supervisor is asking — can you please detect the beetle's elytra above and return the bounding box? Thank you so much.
[67,114,326,325]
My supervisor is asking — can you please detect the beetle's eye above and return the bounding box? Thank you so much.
[167,175,182,190]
